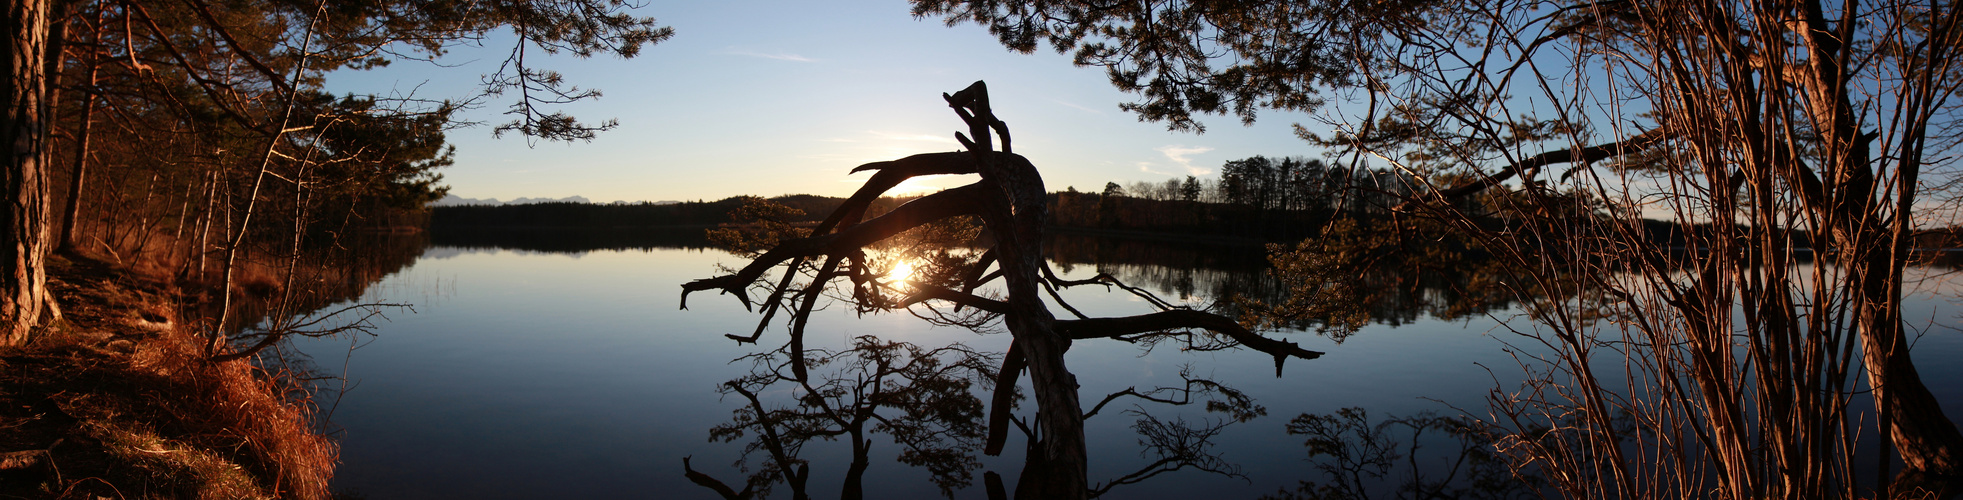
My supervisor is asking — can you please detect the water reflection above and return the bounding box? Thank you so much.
[283,229,1963,499]
[684,336,997,499]
[1258,408,1535,500]
[416,225,1542,336]
[214,233,433,368]
[429,225,716,252]
[213,232,432,333]
[1044,232,1523,335]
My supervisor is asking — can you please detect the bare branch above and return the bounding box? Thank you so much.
[1414,128,1671,207]
[682,456,754,500]
[900,284,1012,314]
[1058,310,1324,376]
[681,184,988,310]
[984,342,1025,456]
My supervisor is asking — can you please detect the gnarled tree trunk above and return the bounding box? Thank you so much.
[683,81,1322,500]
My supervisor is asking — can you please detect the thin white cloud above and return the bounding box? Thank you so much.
[1155,145,1214,175]
[1137,162,1179,177]
[1052,99,1103,114]
[723,47,816,62]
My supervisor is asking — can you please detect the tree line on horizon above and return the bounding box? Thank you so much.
[431,194,903,229]
[434,156,1963,257]
[431,154,1393,241]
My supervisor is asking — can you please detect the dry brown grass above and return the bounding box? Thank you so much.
[0,253,337,499]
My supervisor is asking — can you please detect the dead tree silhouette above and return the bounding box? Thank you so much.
[683,81,1323,499]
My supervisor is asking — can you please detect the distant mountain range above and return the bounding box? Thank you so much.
[430,195,683,206]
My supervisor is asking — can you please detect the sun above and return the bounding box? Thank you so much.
[888,260,916,283]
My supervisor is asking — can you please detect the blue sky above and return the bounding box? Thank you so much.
[325,1,1326,203]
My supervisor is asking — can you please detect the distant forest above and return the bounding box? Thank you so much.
[433,156,1380,241]
[432,154,1963,251]
[432,194,891,228]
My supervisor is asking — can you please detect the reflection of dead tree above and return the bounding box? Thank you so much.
[684,340,1275,500]
[1081,366,1266,498]
[683,336,997,500]
[684,81,1323,499]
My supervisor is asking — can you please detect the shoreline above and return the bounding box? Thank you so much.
[0,253,336,499]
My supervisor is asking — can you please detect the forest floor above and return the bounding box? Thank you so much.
[0,253,336,499]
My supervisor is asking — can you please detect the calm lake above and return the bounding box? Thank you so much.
[285,231,1963,499]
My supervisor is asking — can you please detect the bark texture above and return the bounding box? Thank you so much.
[3,0,53,345]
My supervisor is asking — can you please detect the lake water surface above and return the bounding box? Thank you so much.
[287,233,1963,499]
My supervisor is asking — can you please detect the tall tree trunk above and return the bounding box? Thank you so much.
[3,0,54,345]
[952,83,1089,499]
[1855,247,1963,490]
[1781,0,1963,485]
[57,0,96,252]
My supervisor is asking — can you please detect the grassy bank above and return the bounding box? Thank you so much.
[0,254,335,499]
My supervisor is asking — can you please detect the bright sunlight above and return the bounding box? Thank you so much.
[888,260,916,283]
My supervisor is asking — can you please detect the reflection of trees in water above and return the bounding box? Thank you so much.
[300,226,1545,496]
[423,226,1528,337]
[428,225,715,252]
[1044,232,1523,340]
[686,336,1279,500]
[231,233,433,418]
[684,336,998,500]
[1259,408,1536,500]
[1045,234,1301,326]
[207,233,431,344]
[1044,233,1271,276]
[1912,250,1963,272]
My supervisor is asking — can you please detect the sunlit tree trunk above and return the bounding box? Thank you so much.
[1793,6,1963,481]
[3,0,54,345]
[1853,238,1963,486]
[57,0,98,252]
